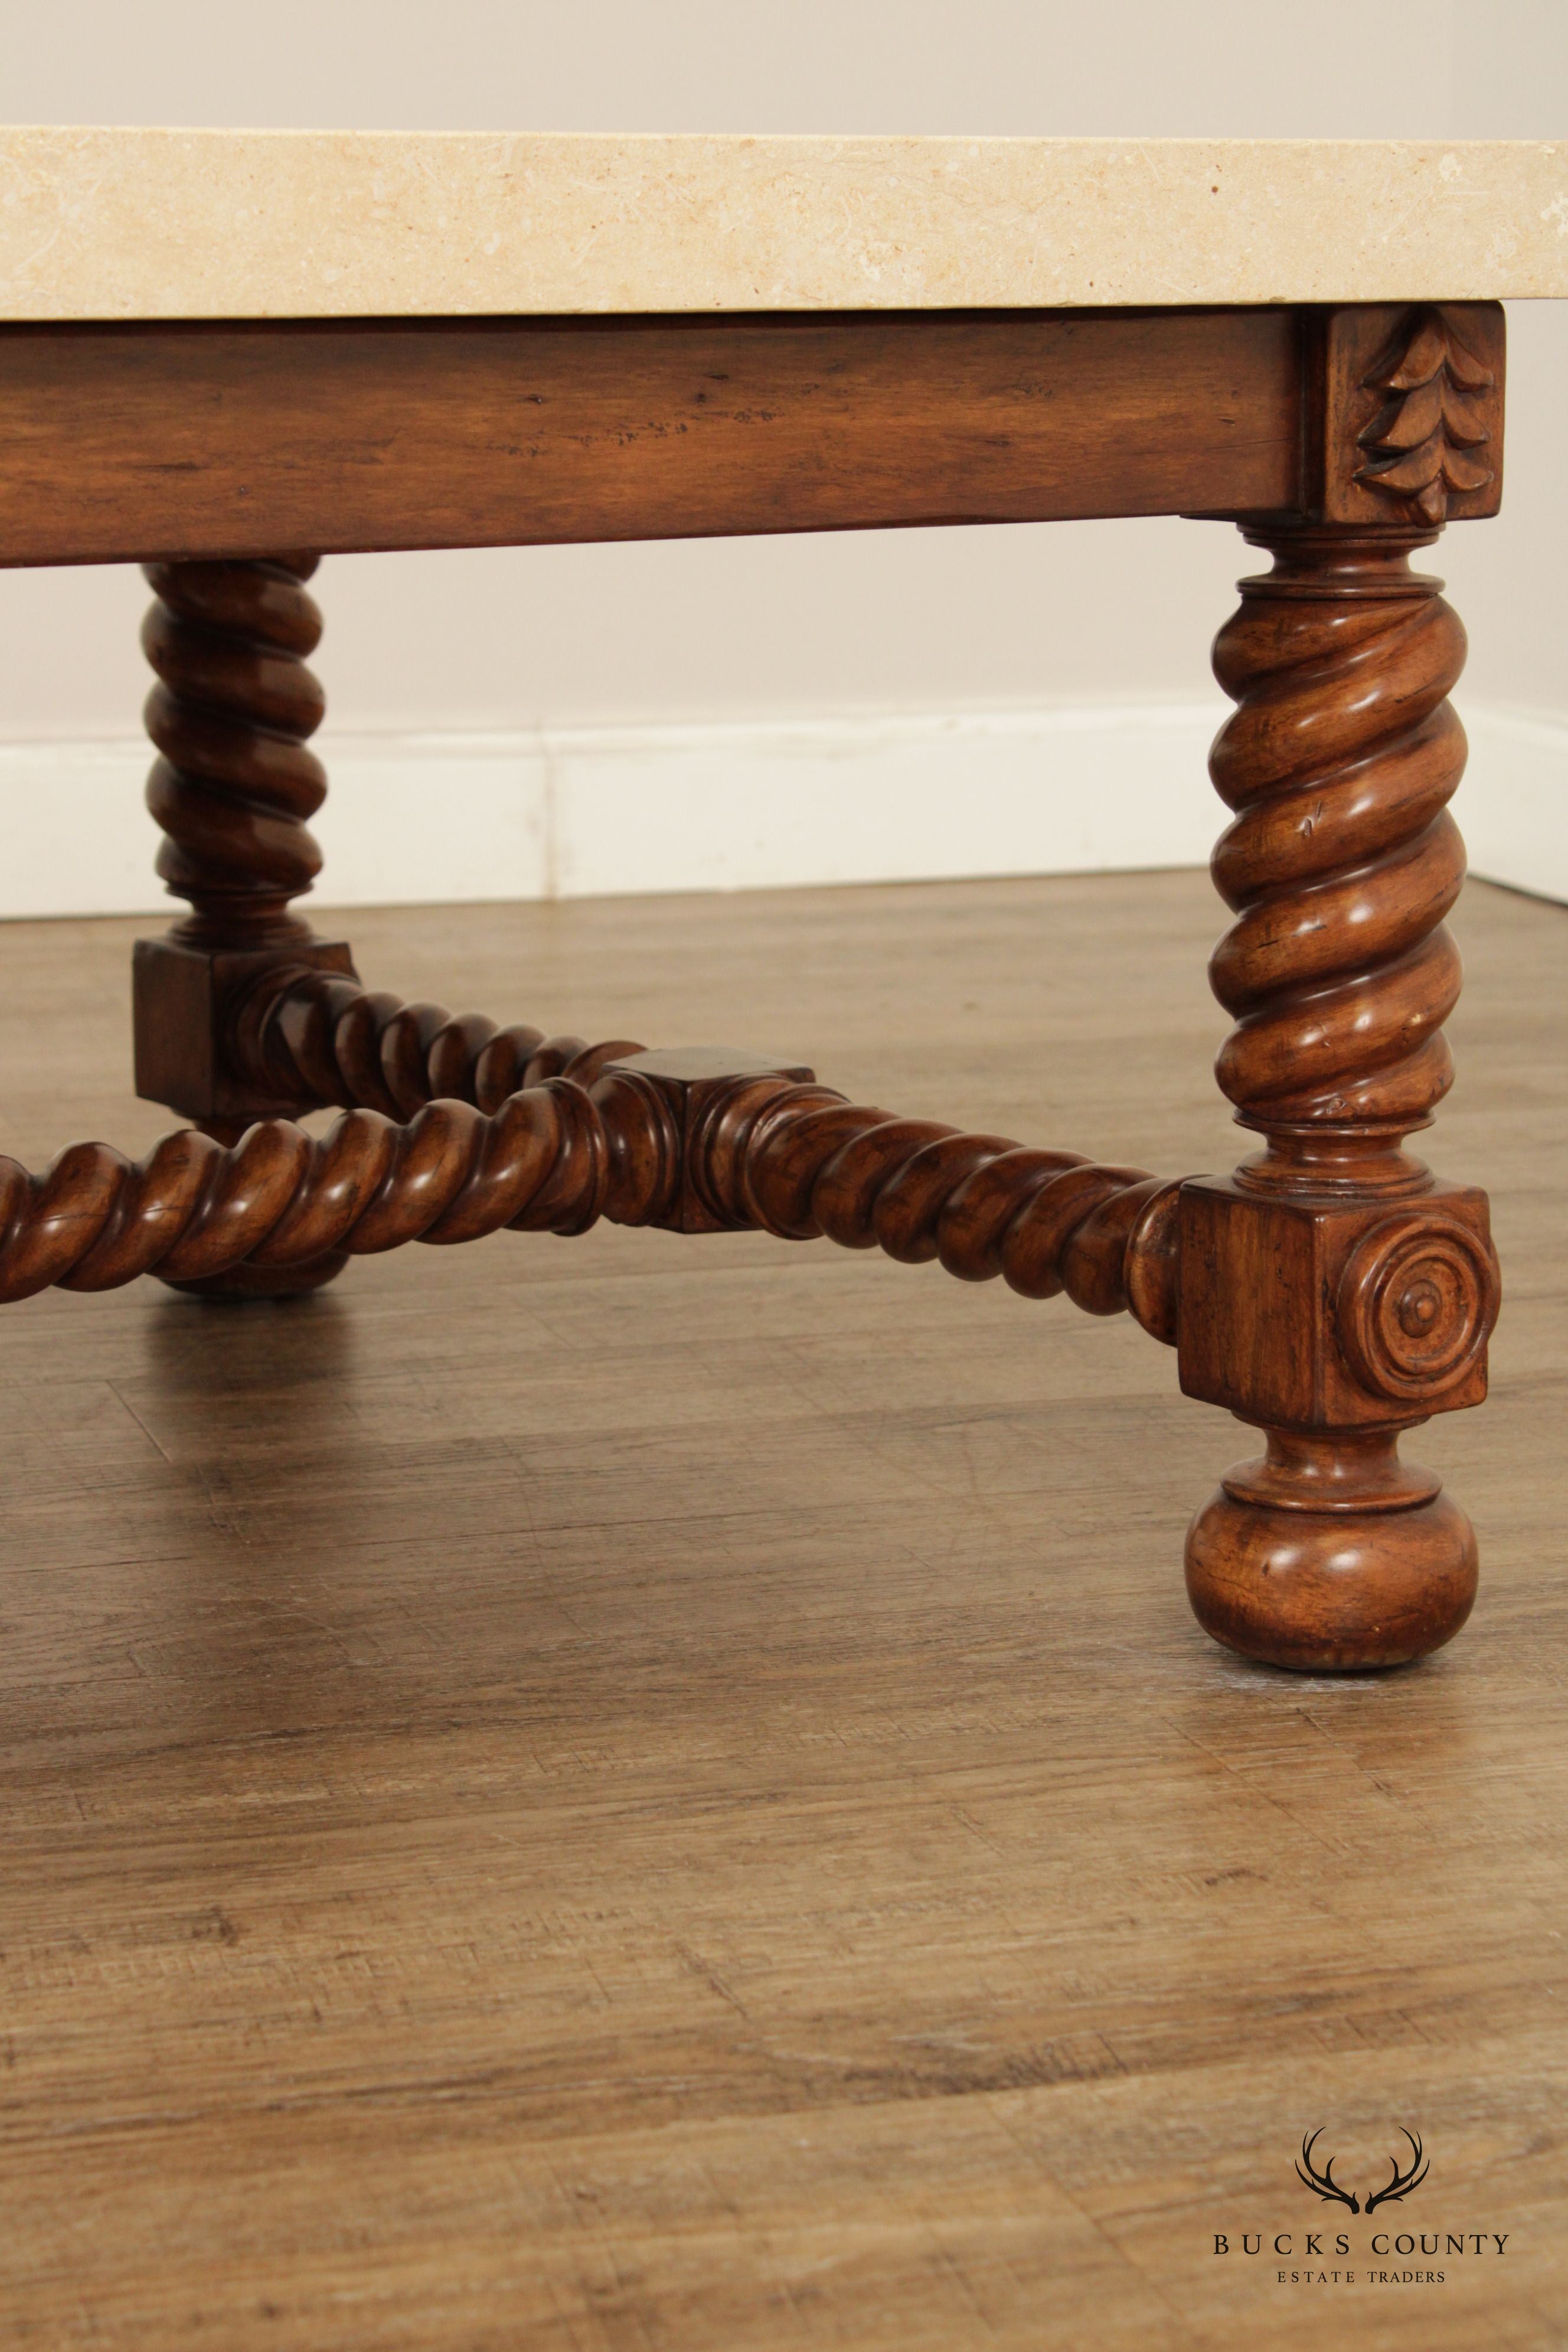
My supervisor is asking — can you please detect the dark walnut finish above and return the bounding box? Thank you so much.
[1183,512,1501,1669]
[132,554,357,1119]
[1,294,1510,1671]
[0,1027,1182,1335]
[130,550,357,1296]
[0,308,1299,566]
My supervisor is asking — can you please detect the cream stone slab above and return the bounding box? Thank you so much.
[1,128,1567,322]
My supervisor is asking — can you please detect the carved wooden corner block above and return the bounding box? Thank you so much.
[1176,1158,1503,1673]
[133,935,358,1123]
[1311,302,1505,527]
[594,1048,817,1233]
[1177,1165,1502,1674]
[1177,1176,1497,1433]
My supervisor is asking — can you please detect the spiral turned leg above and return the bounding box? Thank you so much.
[141,551,330,946]
[1180,524,1500,1670]
[132,553,358,1298]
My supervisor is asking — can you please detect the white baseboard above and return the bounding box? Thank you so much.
[0,699,1562,919]
[1459,707,1568,903]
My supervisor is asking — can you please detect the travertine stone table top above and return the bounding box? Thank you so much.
[2,129,1566,322]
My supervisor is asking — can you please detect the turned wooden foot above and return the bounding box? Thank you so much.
[1184,502,1501,1671]
[1185,1431,1478,1671]
[161,1254,351,1302]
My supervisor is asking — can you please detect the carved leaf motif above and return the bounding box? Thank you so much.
[1382,313,1493,394]
[1366,377,1489,453]
[1355,308,1496,524]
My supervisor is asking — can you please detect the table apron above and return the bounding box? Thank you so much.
[0,306,1304,566]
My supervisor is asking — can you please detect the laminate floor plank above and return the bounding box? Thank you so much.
[0,873,1562,2349]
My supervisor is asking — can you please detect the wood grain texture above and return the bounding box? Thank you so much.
[0,873,1562,2349]
[0,308,1301,566]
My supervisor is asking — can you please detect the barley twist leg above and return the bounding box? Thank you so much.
[136,553,356,1295]
[142,552,329,945]
[1182,524,1500,1670]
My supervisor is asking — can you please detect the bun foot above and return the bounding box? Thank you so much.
[159,1250,350,1302]
[1184,1430,1478,1672]
[151,1116,351,1299]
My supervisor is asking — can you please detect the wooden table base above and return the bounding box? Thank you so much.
[0,300,1508,1671]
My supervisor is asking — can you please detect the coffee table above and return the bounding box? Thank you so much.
[4,128,1564,1670]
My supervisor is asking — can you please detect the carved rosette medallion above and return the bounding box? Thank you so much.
[1338,1210,1501,1405]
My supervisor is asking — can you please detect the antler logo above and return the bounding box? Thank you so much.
[1297,2129,1361,2213]
[1365,2129,1429,2214]
[1296,2127,1430,2214]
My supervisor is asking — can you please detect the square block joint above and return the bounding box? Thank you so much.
[1177,1174,1493,1430]
[602,1047,814,1234]
[133,934,357,1122]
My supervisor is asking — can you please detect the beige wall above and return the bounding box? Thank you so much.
[2,0,1564,741]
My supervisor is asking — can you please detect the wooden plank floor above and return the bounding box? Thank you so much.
[0,871,1563,2351]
